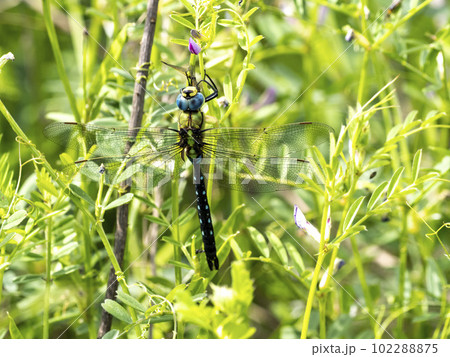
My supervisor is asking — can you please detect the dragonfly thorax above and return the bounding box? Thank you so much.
[178,110,204,130]
[178,127,204,161]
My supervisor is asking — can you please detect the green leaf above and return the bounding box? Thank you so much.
[170,38,189,46]
[411,149,422,183]
[248,227,269,258]
[117,291,146,313]
[148,315,174,324]
[13,274,43,284]
[403,110,418,125]
[249,35,264,47]
[285,242,305,273]
[52,265,80,278]
[266,231,288,265]
[169,14,195,29]
[8,313,24,339]
[3,210,27,230]
[415,172,439,185]
[168,259,192,270]
[223,74,233,103]
[242,7,259,21]
[166,284,187,302]
[69,184,95,207]
[36,168,58,197]
[343,196,365,232]
[53,242,79,260]
[144,215,169,227]
[105,193,134,210]
[231,260,254,311]
[179,0,195,15]
[102,329,120,339]
[89,24,129,99]
[425,258,444,298]
[101,299,133,324]
[178,208,196,226]
[0,232,16,249]
[367,181,388,211]
[387,167,404,198]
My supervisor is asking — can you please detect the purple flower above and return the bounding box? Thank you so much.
[188,37,201,55]
[294,205,321,243]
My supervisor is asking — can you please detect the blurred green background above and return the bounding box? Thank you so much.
[0,0,449,339]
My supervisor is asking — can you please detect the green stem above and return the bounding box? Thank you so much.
[301,194,329,339]
[41,0,81,123]
[171,165,181,285]
[350,236,375,323]
[43,216,53,339]
[0,99,95,223]
[396,206,408,337]
[372,0,434,50]
[357,51,369,104]
[319,297,326,338]
[0,245,5,304]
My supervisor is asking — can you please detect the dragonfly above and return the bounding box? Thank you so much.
[44,65,334,271]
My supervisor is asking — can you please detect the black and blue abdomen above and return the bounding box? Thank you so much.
[192,158,219,270]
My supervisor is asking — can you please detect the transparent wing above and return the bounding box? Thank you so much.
[203,122,333,156]
[44,122,183,189]
[199,122,333,192]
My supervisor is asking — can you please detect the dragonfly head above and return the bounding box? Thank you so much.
[177,86,205,111]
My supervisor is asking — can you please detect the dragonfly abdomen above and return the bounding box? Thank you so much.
[193,160,219,270]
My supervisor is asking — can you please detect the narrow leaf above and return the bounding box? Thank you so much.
[248,227,269,258]
[387,167,404,198]
[179,0,195,15]
[249,35,264,47]
[102,330,120,339]
[145,215,169,227]
[411,149,422,183]
[0,233,16,249]
[117,291,146,313]
[52,265,80,278]
[105,193,134,210]
[3,210,27,230]
[8,313,24,339]
[169,14,195,29]
[285,242,305,273]
[242,7,259,21]
[69,184,95,207]
[367,181,388,211]
[343,197,365,232]
[89,25,129,98]
[223,73,233,102]
[266,231,288,265]
[101,299,133,324]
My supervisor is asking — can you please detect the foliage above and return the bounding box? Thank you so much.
[0,0,449,339]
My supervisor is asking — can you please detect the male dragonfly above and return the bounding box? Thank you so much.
[44,65,334,270]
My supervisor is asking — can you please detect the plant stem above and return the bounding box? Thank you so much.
[172,165,182,285]
[98,0,160,337]
[396,206,408,337]
[0,100,95,223]
[319,297,327,338]
[43,216,53,339]
[41,0,81,123]
[372,0,434,50]
[301,194,329,338]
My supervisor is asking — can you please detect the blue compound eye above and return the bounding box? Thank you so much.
[188,92,205,111]
[176,94,189,111]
